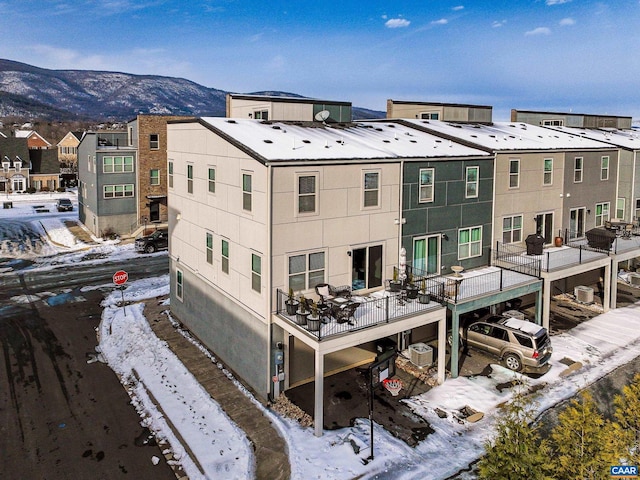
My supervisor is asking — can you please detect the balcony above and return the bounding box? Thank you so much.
[275,276,445,342]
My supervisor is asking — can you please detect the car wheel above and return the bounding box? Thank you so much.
[503,353,522,372]
[145,244,156,254]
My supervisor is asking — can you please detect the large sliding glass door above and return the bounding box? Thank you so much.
[351,245,383,291]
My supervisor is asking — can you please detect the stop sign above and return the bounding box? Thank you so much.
[113,270,128,286]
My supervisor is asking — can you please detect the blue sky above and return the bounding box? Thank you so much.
[1,0,639,120]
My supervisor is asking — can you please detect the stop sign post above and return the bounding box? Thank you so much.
[113,270,128,315]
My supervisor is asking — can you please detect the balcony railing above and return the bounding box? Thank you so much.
[275,281,443,341]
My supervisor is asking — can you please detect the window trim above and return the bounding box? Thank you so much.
[149,133,160,150]
[287,250,326,292]
[208,167,216,194]
[617,197,625,220]
[176,269,183,301]
[205,232,213,265]
[465,166,479,199]
[296,172,318,215]
[168,160,174,189]
[543,158,553,186]
[509,159,520,189]
[574,157,583,183]
[150,169,160,186]
[502,215,523,244]
[600,156,609,181]
[221,238,229,274]
[251,253,262,293]
[594,202,610,227]
[103,155,134,173]
[362,169,380,209]
[103,184,134,199]
[458,225,483,260]
[418,167,435,203]
[242,172,252,212]
[187,163,194,194]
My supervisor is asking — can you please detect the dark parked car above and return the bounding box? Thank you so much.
[449,315,552,372]
[56,198,73,212]
[135,228,169,253]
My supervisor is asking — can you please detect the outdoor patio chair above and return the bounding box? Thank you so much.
[315,283,352,303]
[332,301,360,325]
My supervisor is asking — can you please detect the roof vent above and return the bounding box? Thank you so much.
[263,139,273,144]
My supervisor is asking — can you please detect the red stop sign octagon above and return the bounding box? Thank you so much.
[113,270,128,286]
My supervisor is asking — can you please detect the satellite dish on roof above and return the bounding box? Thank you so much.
[315,110,330,122]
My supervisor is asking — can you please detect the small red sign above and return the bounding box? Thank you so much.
[113,270,128,286]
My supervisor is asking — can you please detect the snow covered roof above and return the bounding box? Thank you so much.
[400,119,615,151]
[198,118,490,163]
[544,125,640,150]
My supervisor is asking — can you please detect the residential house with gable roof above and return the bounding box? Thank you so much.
[57,131,83,187]
[0,137,30,193]
[14,130,52,149]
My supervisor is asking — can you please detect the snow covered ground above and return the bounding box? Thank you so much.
[4,190,640,479]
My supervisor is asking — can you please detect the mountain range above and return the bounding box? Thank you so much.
[0,59,384,122]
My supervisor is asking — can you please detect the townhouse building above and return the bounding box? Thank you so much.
[227,93,352,123]
[0,137,30,193]
[57,131,83,187]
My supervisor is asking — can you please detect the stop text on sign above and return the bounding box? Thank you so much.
[113,270,129,286]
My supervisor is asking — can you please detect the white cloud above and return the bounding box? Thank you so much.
[431,18,448,25]
[385,18,410,28]
[452,5,464,11]
[492,19,507,28]
[525,27,552,36]
[546,0,571,4]
[559,17,575,26]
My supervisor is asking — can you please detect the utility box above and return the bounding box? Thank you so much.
[409,343,433,367]
[574,286,594,304]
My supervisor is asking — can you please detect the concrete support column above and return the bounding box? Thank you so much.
[535,287,543,326]
[603,263,611,312]
[610,259,618,310]
[542,277,552,330]
[313,349,324,437]
[450,309,460,378]
[437,317,446,384]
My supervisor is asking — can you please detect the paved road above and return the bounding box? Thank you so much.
[0,256,175,479]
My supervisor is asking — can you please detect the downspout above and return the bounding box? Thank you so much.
[266,163,273,400]
[397,160,405,350]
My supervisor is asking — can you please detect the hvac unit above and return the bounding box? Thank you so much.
[409,343,433,368]
[628,272,640,286]
[574,286,594,304]
[502,310,525,320]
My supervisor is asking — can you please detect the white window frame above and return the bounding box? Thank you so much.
[150,169,160,186]
[419,168,434,203]
[543,158,553,186]
[420,112,440,120]
[208,167,216,194]
[458,226,483,260]
[221,238,229,274]
[594,202,610,227]
[617,198,625,220]
[465,166,479,199]
[103,184,134,198]
[176,269,183,301]
[509,159,520,188]
[242,172,252,211]
[103,156,134,173]
[363,170,380,208]
[542,119,564,126]
[254,110,269,120]
[600,156,609,181]
[502,215,523,244]
[168,160,174,189]
[206,232,213,265]
[569,207,586,239]
[574,157,583,183]
[288,251,325,292]
[187,164,193,194]
[251,253,261,293]
[297,172,318,215]
[149,133,159,150]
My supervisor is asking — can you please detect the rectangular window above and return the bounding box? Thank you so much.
[636,199,640,221]
[502,215,523,243]
[465,166,479,198]
[617,198,625,219]
[298,174,317,213]
[419,168,434,203]
[595,202,610,227]
[458,226,482,260]
[251,254,261,293]
[600,156,609,180]
[206,232,213,264]
[149,133,159,150]
[569,207,586,239]
[176,269,183,301]
[150,169,160,186]
[187,164,193,194]
[543,158,553,185]
[509,159,520,188]
[363,171,380,207]
[242,173,252,211]
[168,161,174,188]
[542,119,564,126]
[574,157,583,183]
[254,110,269,120]
[103,156,133,173]
[420,112,439,120]
[288,251,325,291]
[208,167,216,194]
[221,239,229,274]
[103,184,134,198]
